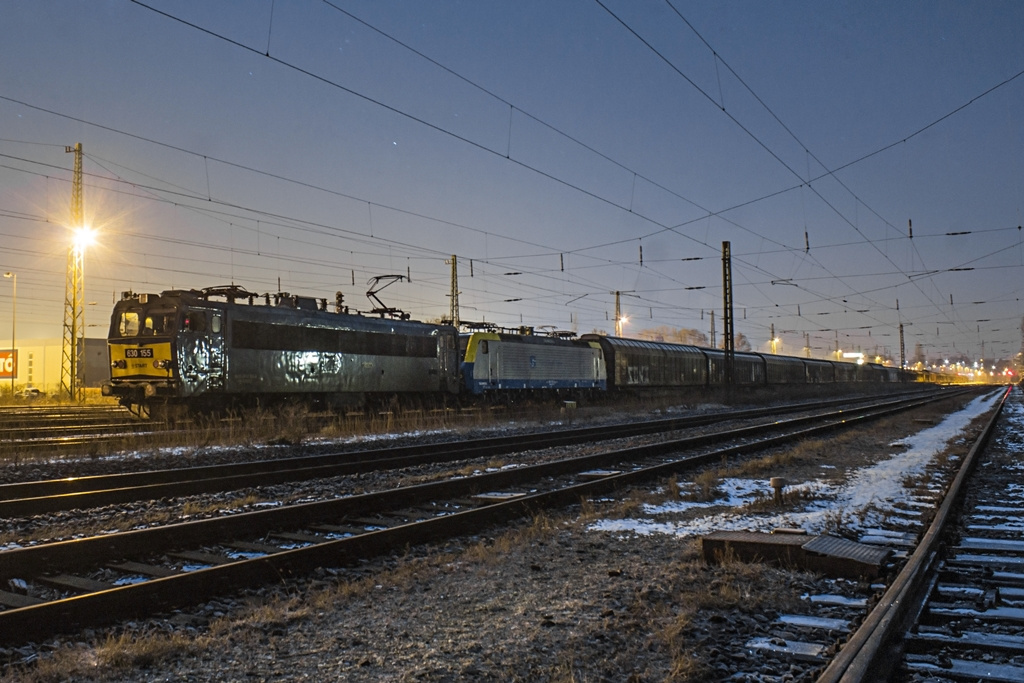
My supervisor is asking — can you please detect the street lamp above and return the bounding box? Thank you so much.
[72,226,95,253]
[4,272,13,397]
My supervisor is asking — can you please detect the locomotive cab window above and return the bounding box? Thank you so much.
[118,311,140,337]
[184,312,207,332]
[479,341,489,354]
[143,309,177,335]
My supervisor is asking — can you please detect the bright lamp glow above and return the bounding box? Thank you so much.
[72,226,95,252]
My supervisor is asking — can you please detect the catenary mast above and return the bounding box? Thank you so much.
[61,143,85,402]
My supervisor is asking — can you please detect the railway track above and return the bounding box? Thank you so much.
[0,389,962,647]
[0,403,142,441]
[0,403,161,455]
[805,384,1022,682]
[0,390,943,460]
[0,391,948,516]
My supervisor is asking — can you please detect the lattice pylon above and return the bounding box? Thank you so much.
[61,143,84,402]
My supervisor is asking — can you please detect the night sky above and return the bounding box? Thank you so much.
[1,1,1022,367]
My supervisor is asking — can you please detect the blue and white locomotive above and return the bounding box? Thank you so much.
[460,332,606,395]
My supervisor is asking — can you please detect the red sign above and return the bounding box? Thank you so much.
[0,350,17,379]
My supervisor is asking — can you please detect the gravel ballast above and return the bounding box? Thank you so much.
[1,391,995,682]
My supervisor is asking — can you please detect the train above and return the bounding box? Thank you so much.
[582,335,917,390]
[103,285,935,416]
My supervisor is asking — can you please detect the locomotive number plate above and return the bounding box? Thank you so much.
[125,348,154,358]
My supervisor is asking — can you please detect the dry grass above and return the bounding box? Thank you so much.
[665,475,681,499]
[464,513,559,565]
[728,437,827,477]
[0,401,504,466]
[94,631,200,669]
[7,630,204,682]
[609,543,808,681]
[735,484,819,513]
[685,469,722,502]
[543,653,587,683]
[207,594,312,649]
[577,496,602,523]
[818,505,877,539]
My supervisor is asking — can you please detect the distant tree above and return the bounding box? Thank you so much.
[637,326,708,346]
[636,326,668,342]
[717,333,751,351]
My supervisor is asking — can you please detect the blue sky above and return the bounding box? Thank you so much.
[1,1,1022,364]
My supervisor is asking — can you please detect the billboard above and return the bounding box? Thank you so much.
[0,350,16,379]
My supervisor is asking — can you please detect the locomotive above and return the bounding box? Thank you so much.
[103,285,926,416]
[103,285,459,415]
[460,332,606,395]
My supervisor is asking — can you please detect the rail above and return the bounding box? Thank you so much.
[815,385,1010,682]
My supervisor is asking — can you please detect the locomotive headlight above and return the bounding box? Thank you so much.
[153,359,173,370]
[111,360,127,369]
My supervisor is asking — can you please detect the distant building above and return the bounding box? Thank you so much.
[0,338,107,394]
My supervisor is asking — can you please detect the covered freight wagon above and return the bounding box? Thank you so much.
[581,335,707,390]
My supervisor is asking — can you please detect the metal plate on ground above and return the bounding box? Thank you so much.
[802,534,891,566]
[701,531,891,579]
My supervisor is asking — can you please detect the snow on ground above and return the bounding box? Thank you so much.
[589,390,1004,539]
